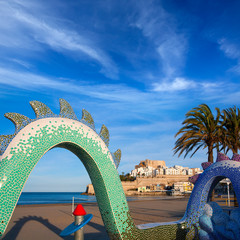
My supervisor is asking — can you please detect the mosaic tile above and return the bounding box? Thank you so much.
[0,99,239,239]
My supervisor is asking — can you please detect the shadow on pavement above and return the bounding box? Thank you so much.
[3,216,73,240]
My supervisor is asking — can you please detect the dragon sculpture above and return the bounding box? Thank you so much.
[0,99,239,239]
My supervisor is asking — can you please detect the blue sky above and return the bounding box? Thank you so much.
[1,0,240,192]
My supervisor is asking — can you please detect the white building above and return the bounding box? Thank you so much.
[165,167,174,175]
[181,169,187,175]
[187,169,193,175]
[130,161,197,177]
[172,182,194,192]
[154,168,164,176]
[130,166,154,177]
[173,165,184,170]
[191,168,202,174]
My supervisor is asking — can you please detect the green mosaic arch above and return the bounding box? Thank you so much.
[0,99,187,239]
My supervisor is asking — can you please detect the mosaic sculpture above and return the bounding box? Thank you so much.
[198,202,240,239]
[0,99,239,239]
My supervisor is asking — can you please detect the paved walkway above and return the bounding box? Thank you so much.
[3,198,189,240]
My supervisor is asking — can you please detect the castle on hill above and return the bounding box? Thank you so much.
[86,159,203,195]
[130,159,202,177]
[135,159,166,169]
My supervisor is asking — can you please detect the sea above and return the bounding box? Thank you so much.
[17,192,182,205]
[18,192,95,205]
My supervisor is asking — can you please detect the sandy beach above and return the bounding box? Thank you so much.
[3,197,189,240]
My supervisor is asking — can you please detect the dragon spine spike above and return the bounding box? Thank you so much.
[59,99,78,120]
[0,134,14,155]
[29,100,56,119]
[99,124,109,146]
[81,109,95,130]
[189,173,200,184]
[112,149,121,169]
[4,113,31,133]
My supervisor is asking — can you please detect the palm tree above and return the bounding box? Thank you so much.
[221,106,240,154]
[173,104,221,163]
[221,106,240,207]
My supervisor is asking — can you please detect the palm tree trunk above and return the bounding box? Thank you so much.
[233,144,238,154]
[208,144,214,163]
[208,143,215,201]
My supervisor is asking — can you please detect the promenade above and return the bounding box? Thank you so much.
[3,197,189,240]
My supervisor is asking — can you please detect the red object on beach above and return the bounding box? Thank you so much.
[73,204,87,216]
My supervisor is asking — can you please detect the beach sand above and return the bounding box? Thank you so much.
[3,197,189,240]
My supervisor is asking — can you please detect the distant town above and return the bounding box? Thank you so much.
[130,159,202,177]
[86,159,203,196]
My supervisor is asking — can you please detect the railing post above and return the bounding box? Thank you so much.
[74,215,84,240]
[60,204,92,239]
[73,204,87,240]
[72,196,75,214]
[227,182,230,207]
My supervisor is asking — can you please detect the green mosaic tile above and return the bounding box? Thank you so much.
[0,99,188,239]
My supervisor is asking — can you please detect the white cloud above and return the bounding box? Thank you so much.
[230,65,240,74]
[152,77,196,92]
[0,66,235,109]
[219,39,240,59]
[156,37,186,77]
[152,77,222,93]
[9,58,32,69]
[133,1,187,79]
[0,1,118,79]
[218,38,240,74]
[0,67,146,103]
[200,82,218,89]
[111,120,181,135]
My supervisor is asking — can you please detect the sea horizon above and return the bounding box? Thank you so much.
[18,192,184,205]
[18,192,94,205]
[22,191,85,193]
